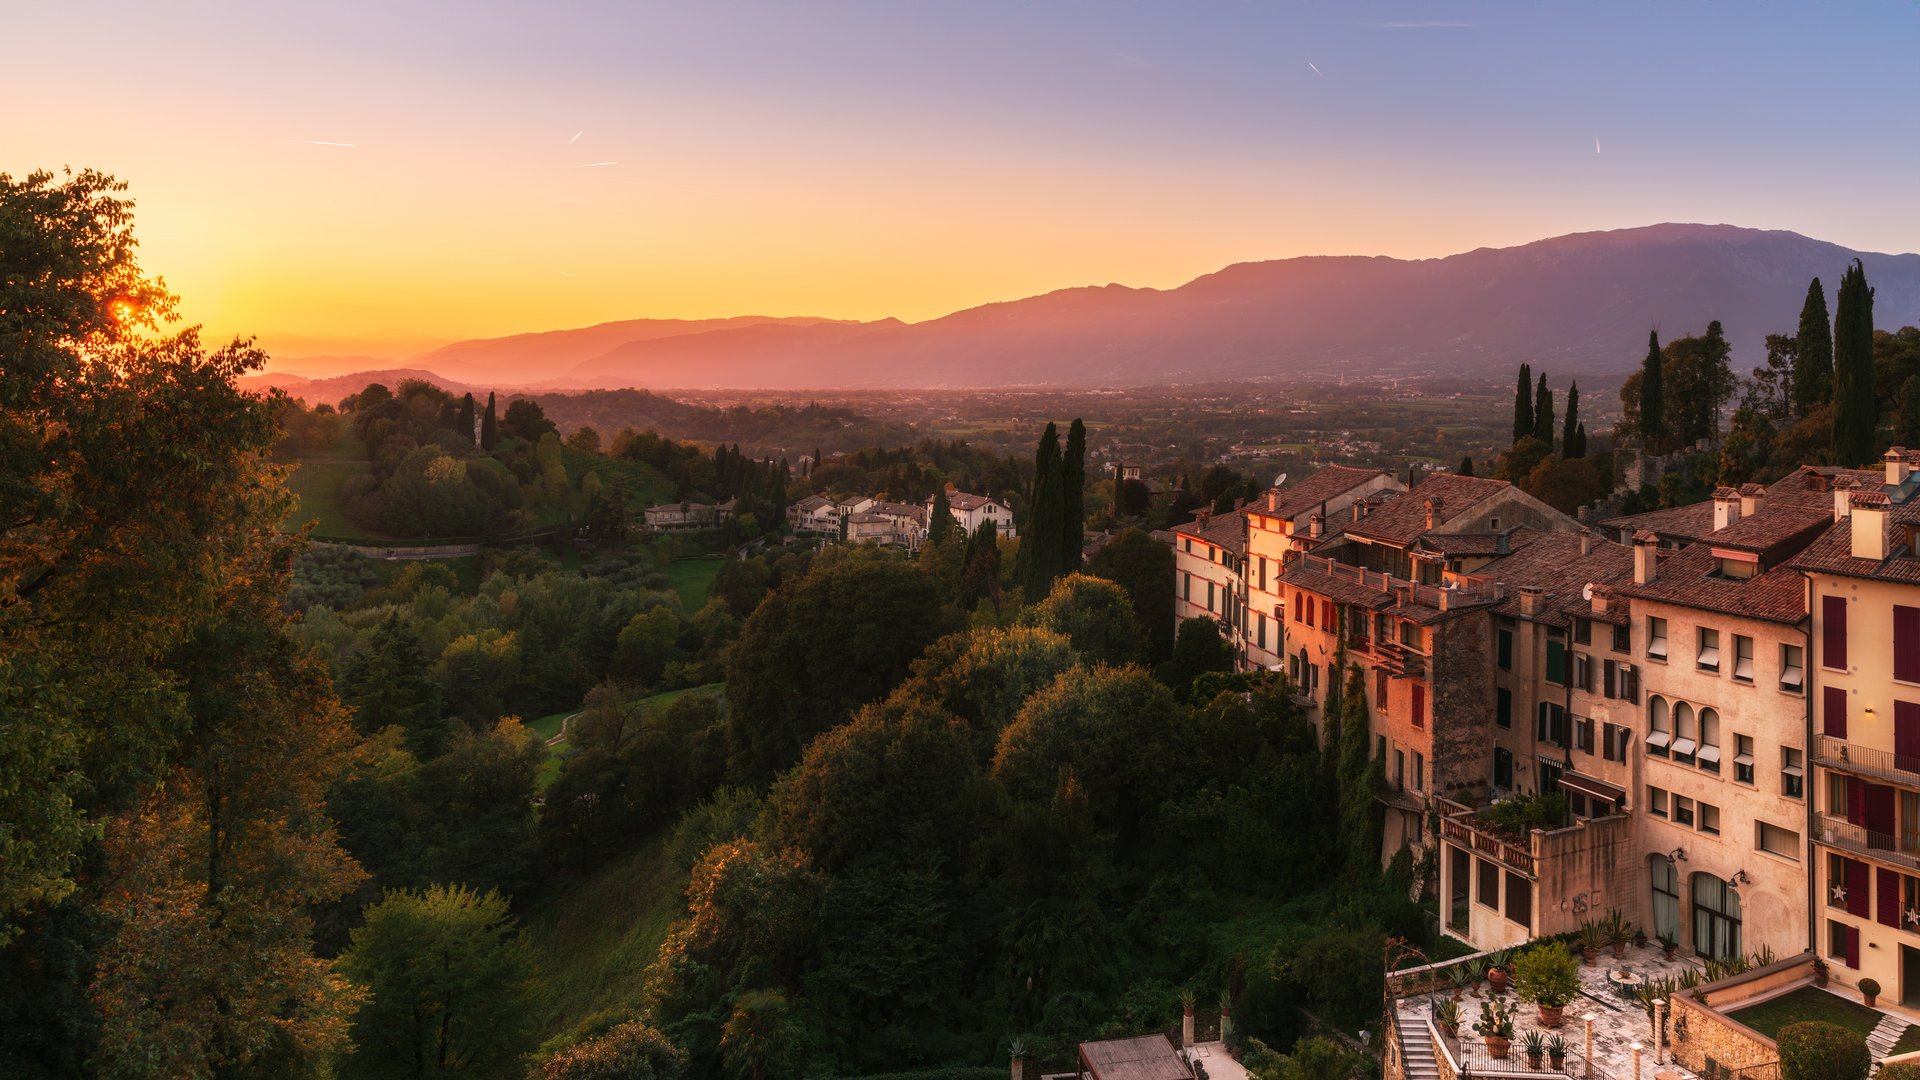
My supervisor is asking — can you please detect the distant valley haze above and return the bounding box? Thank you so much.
[256,223,1920,393]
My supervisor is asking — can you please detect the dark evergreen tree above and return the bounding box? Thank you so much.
[1513,363,1534,443]
[1794,277,1834,415]
[1833,259,1877,465]
[1533,374,1555,447]
[1640,331,1665,449]
[457,392,475,444]
[1561,380,1581,457]
[1062,418,1086,572]
[1457,455,1474,477]
[928,486,953,547]
[1573,423,1588,459]
[341,615,452,758]
[1021,452,1066,602]
[480,391,498,451]
[1336,666,1381,877]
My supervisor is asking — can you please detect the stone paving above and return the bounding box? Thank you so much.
[1398,944,1706,1080]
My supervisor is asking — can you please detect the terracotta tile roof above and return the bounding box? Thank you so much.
[1699,507,1832,560]
[1278,559,1396,610]
[1600,467,1881,544]
[1342,474,1511,547]
[1622,543,1808,624]
[1258,465,1393,521]
[1079,1035,1193,1080]
[1478,530,1636,628]
[1788,519,1920,585]
[947,491,1005,511]
[1599,501,1714,543]
[1172,509,1248,557]
[1418,532,1517,556]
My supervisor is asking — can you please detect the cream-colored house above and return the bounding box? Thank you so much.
[928,487,1015,539]
[1242,466,1402,672]
[1171,508,1246,648]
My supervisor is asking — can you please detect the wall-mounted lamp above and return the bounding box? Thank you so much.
[1730,869,1751,886]
[1670,847,1688,862]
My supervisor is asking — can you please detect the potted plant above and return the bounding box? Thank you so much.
[1514,940,1581,1028]
[1436,999,1461,1038]
[1606,911,1633,958]
[1476,997,1516,1059]
[1219,991,1232,1041]
[1468,956,1490,989]
[1813,957,1830,988]
[1862,977,1882,1008]
[1658,932,1678,960]
[1180,989,1196,1047]
[1009,1038,1027,1080]
[1488,949,1513,994]
[1522,1030,1546,1069]
[1634,926,1649,948]
[1547,1033,1567,1070]
[1578,921,1607,967]
[1450,965,1472,1001]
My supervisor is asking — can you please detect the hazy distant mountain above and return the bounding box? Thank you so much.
[269,224,1920,391]
[238,368,477,403]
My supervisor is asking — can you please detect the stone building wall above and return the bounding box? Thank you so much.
[1431,613,1496,794]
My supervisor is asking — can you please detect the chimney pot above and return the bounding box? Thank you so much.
[1835,476,1859,522]
[1579,530,1594,556]
[1889,447,1911,488]
[1309,512,1324,540]
[1633,530,1660,585]
[1852,490,1892,560]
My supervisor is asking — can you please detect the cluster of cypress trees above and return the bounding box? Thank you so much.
[1014,418,1088,601]
[1510,363,1586,456]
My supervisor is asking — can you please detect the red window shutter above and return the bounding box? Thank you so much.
[1848,777,1867,826]
[1868,784,1897,836]
[1412,683,1426,729]
[1322,599,1335,629]
[1305,595,1315,627]
[1376,670,1389,712]
[1848,858,1872,918]
[1293,592,1303,622]
[1847,925,1862,968]
[1825,686,1849,739]
[1899,701,1920,770]
[1900,606,1920,682]
[1823,595,1849,670]
[1881,868,1904,928]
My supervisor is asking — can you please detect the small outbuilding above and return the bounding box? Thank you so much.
[1077,1034,1194,1080]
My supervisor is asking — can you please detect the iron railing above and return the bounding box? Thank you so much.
[1814,735,1920,791]
[1815,814,1920,873]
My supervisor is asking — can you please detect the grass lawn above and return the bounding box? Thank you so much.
[284,460,386,539]
[1893,1025,1920,1057]
[1727,985,1884,1039]
[524,834,687,1038]
[662,558,722,612]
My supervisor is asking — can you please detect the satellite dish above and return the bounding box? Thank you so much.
[1582,583,1594,601]
[1272,472,1288,488]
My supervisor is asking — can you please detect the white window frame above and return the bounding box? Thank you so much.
[1648,616,1668,660]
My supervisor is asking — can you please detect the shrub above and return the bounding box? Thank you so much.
[1778,1021,1871,1080]
[1877,1065,1920,1080]
[1860,978,1882,997]
[1513,941,1581,1009]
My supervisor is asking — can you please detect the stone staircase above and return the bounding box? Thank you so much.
[1868,1011,1911,1068]
[1397,1006,1442,1080]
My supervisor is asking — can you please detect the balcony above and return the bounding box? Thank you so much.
[1815,735,1920,791]
[1815,812,1920,873]
[1439,813,1537,876]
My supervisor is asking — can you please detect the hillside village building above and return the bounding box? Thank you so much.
[928,487,1017,539]
[1170,459,1920,996]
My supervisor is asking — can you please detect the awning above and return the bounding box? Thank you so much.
[1558,771,1627,805]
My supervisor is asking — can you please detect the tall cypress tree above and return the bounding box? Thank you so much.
[1640,331,1665,450]
[1458,455,1475,477]
[1017,423,1064,601]
[928,486,953,547]
[1062,418,1086,572]
[1794,277,1834,415]
[480,391,498,451]
[1573,423,1588,459]
[1533,374,1555,447]
[457,392,476,443]
[1832,259,1877,465]
[1561,380,1580,457]
[1513,363,1534,443]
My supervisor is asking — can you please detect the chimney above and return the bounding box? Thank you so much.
[1196,508,1212,527]
[1834,476,1859,522]
[1589,583,1611,615]
[1518,585,1546,617]
[1739,483,1766,518]
[1633,530,1660,585]
[1712,486,1741,532]
[1852,490,1891,560]
[1579,530,1594,556]
[1309,512,1324,539]
[1890,447,1912,488]
[1265,489,1279,512]
[1425,497,1443,530]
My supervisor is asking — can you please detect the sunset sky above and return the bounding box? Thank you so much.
[7,1,1918,362]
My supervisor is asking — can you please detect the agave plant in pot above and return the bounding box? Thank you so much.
[1514,940,1581,1028]
[1578,921,1607,966]
[1658,933,1678,960]
[1605,911,1633,958]
[1522,1030,1546,1069]
[1436,998,1461,1038]
[1547,1033,1567,1070]
[1475,997,1516,1059]
[1488,949,1513,994]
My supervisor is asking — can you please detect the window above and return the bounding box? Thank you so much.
[1673,795,1696,827]
[1699,803,1720,835]
[1547,639,1568,685]
[1207,580,1216,613]
[1697,628,1721,672]
[1899,605,1920,683]
[1648,697,1671,756]
[1574,618,1592,645]
[1577,717,1596,753]
[1376,669,1389,711]
[1672,702,1697,765]
[1257,612,1267,650]
[1758,821,1799,860]
[1573,652,1592,691]
[1395,749,1406,789]
[1506,872,1532,930]
[1697,708,1721,773]
[1497,627,1514,670]
[1692,872,1742,960]
[1824,685,1848,738]
[1734,735,1755,784]
[1612,623,1631,653]
[1783,747,1804,798]
[1413,752,1425,792]
[1649,786,1668,817]
[1496,687,1512,728]
[1322,599,1334,629]
[1183,573,1193,602]
[1493,747,1513,789]
[1183,537,1192,553]
[1304,595,1315,627]
[1537,702,1568,746]
[1478,858,1500,907]
[1822,594,1848,670]
[1647,616,1668,660]
[1733,635,1754,682]
[1603,723,1631,763]
[1412,683,1426,729]
[1781,644,1805,693]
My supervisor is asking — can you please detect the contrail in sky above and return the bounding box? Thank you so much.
[583,161,618,167]
[1308,62,1322,76]
[569,131,583,144]
[302,140,356,147]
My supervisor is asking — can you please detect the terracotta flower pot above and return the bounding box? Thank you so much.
[1489,969,1510,993]
[1612,943,1627,958]
[1487,1035,1512,1060]
[1551,1053,1567,1071]
[1865,992,1879,1008]
[1540,1005,1565,1028]
[1528,1053,1544,1069]
[1582,948,1597,967]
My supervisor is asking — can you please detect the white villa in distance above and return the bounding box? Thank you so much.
[929,485,1017,539]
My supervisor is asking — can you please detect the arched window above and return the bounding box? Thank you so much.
[1692,872,1742,960]
[1649,697,1671,756]
[1673,702,1698,764]
[1649,854,1679,944]
[1698,708,1722,772]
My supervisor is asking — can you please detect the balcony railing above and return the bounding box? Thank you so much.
[1289,554,1504,610]
[1440,815,1537,876]
[1816,813,1920,873]
[1815,735,1920,791]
